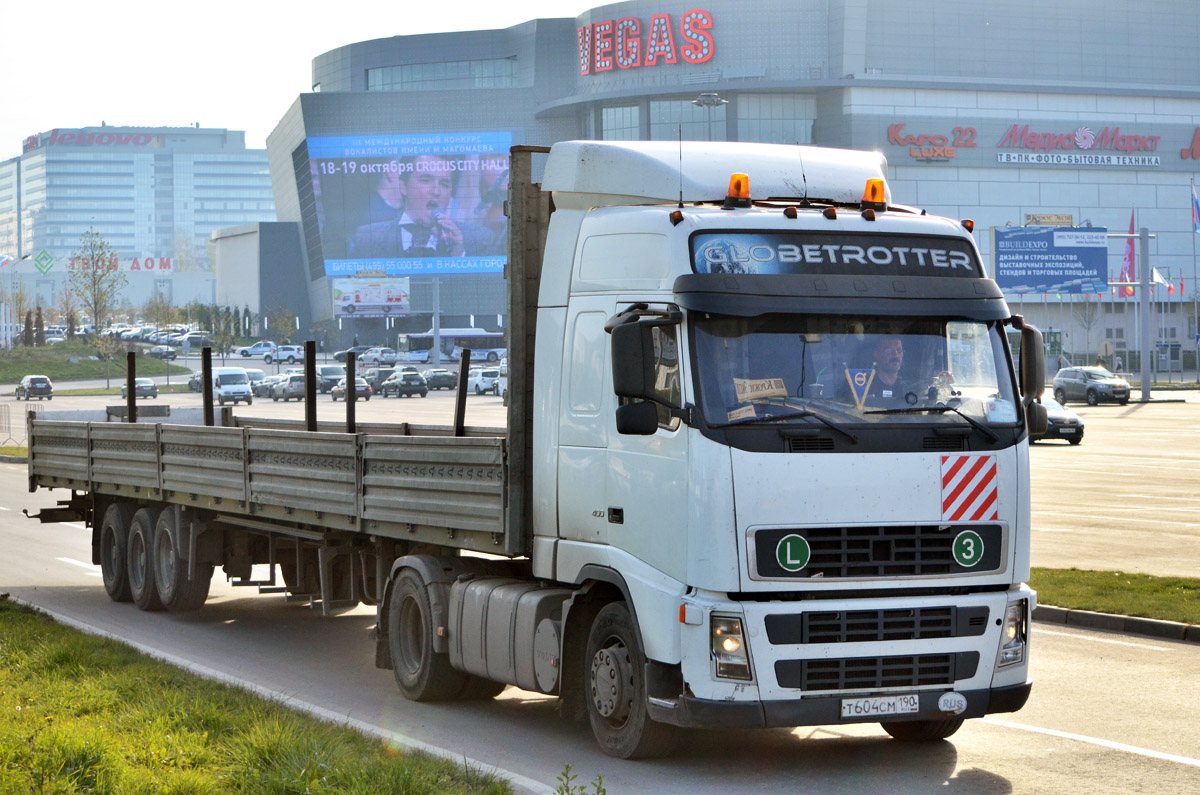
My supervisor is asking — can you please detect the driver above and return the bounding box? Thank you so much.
[862,335,915,407]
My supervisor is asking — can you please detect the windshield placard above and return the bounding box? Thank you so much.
[691,232,979,277]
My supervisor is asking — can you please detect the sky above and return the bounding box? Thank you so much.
[1,0,600,158]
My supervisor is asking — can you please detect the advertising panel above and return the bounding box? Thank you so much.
[332,277,410,318]
[993,226,1108,294]
[307,132,511,277]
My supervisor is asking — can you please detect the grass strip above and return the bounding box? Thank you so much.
[1030,567,1200,625]
[0,598,512,794]
[0,446,27,457]
[55,384,193,396]
[0,342,190,384]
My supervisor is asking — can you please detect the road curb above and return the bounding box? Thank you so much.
[1034,605,1198,644]
[0,455,27,464]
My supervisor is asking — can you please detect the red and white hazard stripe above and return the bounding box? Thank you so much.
[941,455,998,521]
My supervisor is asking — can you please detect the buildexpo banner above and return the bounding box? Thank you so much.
[332,277,410,318]
[992,226,1109,294]
[307,132,511,277]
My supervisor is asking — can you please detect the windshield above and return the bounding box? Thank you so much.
[691,314,1019,428]
[218,374,248,385]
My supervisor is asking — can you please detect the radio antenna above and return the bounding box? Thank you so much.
[797,144,809,202]
[678,125,684,208]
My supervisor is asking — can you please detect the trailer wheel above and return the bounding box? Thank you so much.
[99,503,136,602]
[881,717,964,742]
[387,568,468,701]
[153,509,213,611]
[127,507,164,611]
[585,602,679,759]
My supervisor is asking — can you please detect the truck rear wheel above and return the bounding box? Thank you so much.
[127,507,163,611]
[153,509,213,611]
[99,503,136,602]
[387,568,468,701]
[585,602,679,759]
[881,717,965,741]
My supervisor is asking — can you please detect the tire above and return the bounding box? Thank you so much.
[420,391,427,398]
[487,352,498,362]
[1053,388,1066,404]
[475,385,482,395]
[1086,390,1098,406]
[152,509,212,611]
[240,351,249,357]
[273,396,279,402]
[881,717,965,742]
[287,357,297,364]
[246,397,252,405]
[1069,437,1083,445]
[127,507,164,611]
[264,355,273,364]
[331,394,338,401]
[1119,399,1128,406]
[387,568,468,701]
[585,602,679,759]
[99,503,136,602]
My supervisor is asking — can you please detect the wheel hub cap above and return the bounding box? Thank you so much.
[590,644,633,721]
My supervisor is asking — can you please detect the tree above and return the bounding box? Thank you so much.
[58,286,79,339]
[93,333,125,389]
[143,290,178,332]
[69,228,128,334]
[208,305,235,363]
[266,305,296,344]
[1072,294,1101,362]
[22,310,32,347]
[66,310,77,341]
[34,306,45,346]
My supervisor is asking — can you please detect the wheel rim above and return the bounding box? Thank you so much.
[129,532,147,592]
[590,638,634,726]
[155,528,175,596]
[101,526,119,585]
[397,595,425,676]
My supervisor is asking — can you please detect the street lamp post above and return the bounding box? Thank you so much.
[691,92,728,142]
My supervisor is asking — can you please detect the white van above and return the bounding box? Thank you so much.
[212,367,253,405]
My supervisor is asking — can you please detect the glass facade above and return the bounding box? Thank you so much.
[367,59,517,92]
[737,94,814,145]
[601,106,640,140]
[649,99,726,141]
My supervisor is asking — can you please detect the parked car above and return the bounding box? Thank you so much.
[316,364,346,393]
[234,340,277,358]
[254,373,285,397]
[360,347,398,365]
[498,357,508,406]
[1030,397,1084,444]
[121,378,159,400]
[146,345,177,360]
[188,372,204,392]
[176,331,211,349]
[212,367,253,406]
[1052,366,1130,406]
[333,345,371,363]
[264,345,304,364]
[245,369,267,394]
[16,375,53,400]
[330,377,372,401]
[271,374,306,401]
[381,371,428,398]
[422,368,457,390]
[466,368,501,395]
[362,367,396,393]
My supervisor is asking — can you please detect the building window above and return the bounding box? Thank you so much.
[649,100,725,141]
[737,94,814,145]
[367,58,517,91]
[601,106,640,140]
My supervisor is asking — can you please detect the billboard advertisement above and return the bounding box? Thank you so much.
[993,226,1109,294]
[307,132,511,277]
[332,277,411,318]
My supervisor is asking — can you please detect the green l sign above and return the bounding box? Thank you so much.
[776,534,811,572]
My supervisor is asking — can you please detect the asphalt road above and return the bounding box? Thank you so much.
[1,391,1198,791]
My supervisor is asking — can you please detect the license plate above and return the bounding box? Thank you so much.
[1060,427,1076,433]
[841,694,920,719]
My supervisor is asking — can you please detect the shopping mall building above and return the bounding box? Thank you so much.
[252,0,1197,362]
[0,125,273,315]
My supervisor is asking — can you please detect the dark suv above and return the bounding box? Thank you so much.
[1052,366,1130,406]
[381,371,428,398]
[423,368,457,390]
[316,365,346,393]
[16,375,53,400]
[363,367,397,393]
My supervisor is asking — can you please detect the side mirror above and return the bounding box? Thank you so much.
[1019,326,1045,399]
[1025,400,1048,436]
[611,321,657,402]
[615,401,659,435]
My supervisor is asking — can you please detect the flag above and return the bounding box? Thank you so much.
[1181,274,1186,296]
[1192,181,1200,233]
[1152,267,1170,287]
[1119,209,1135,297]
[0,256,11,268]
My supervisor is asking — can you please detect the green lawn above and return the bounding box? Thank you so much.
[0,597,512,794]
[1030,568,1200,625]
[0,342,190,384]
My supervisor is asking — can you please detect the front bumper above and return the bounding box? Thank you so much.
[648,681,1031,729]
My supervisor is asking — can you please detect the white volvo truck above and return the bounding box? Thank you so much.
[25,141,1047,758]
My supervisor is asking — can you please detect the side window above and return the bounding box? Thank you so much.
[649,325,682,431]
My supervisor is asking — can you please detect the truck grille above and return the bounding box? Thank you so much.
[752,524,1003,579]
[775,652,979,691]
[764,606,989,644]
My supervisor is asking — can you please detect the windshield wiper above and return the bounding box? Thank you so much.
[863,405,999,443]
[712,405,858,443]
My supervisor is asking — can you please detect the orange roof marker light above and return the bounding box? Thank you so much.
[862,178,887,211]
[723,172,751,209]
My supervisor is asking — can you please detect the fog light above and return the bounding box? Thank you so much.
[998,601,1028,667]
[711,615,752,681]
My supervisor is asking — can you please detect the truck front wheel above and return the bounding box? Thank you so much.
[585,602,679,759]
[387,569,468,701]
[127,507,164,611]
[881,717,965,741]
[153,509,213,611]
[99,503,136,602]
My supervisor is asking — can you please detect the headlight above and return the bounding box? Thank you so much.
[998,601,1028,667]
[711,614,752,680]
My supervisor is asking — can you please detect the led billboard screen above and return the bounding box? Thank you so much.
[332,277,410,318]
[307,132,511,277]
